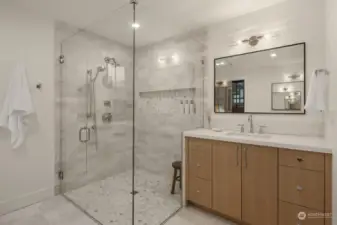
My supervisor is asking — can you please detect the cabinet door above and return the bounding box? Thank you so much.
[188,177,212,208]
[242,145,278,225]
[212,142,241,220]
[189,138,212,180]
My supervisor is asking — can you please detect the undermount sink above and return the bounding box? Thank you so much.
[226,132,271,139]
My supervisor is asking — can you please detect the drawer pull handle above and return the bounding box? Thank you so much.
[297,157,304,162]
[197,190,200,193]
[297,185,303,191]
[197,164,201,167]
[236,145,239,166]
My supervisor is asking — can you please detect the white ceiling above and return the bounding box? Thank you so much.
[12,0,287,47]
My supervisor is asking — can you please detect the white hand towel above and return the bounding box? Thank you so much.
[305,70,328,112]
[0,64,35,149]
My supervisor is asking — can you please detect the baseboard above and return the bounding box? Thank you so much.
[0,187,54,216]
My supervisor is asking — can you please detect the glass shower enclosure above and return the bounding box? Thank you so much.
[56,1,206,224]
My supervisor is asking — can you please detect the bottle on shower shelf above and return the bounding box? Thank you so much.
[190,100,195,115]
[180,99,185,114]
[184,97,189,114]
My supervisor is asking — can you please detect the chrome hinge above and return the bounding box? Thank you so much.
[58,171,64,180]
[130,190,139,195]
[59,55,65,64]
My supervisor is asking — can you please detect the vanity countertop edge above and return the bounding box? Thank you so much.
[183,129,332,154]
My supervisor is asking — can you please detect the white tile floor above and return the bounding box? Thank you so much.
[65,169,181,225]
[0,170,234,225]
[0,196,234,225]
[0,196,97,225]
[166,207,236,225]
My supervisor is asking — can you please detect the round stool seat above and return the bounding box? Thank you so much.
[172,161,182,169]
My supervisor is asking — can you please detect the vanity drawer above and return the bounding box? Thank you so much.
[279,166,324,210]
[189,138,212,180]
[279,149,325,172]
[188,177,212,208]
[279,201,324,225]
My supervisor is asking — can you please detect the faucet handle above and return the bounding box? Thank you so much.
[237,124,245,133]
[258,125,267,134]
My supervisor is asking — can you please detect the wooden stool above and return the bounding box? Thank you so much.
[171,161,182,194]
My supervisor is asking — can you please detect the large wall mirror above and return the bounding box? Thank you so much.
[214,43,306,114]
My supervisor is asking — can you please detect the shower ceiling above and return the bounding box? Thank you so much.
[11,0,287,47]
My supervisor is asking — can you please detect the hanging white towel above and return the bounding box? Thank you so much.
[0,64,35,149]
[305,70,328,112]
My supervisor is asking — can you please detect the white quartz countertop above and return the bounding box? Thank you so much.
[183,129,332,154]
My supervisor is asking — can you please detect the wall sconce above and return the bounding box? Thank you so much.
[158,53,180,65]
[234,33,277,47]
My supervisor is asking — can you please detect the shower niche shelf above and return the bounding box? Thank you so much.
[139,87,196,99]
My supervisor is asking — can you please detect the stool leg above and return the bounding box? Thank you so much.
[179,169,182,190]
[171,168,177,195]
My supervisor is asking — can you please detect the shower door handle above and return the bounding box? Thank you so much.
[79,127,90,143]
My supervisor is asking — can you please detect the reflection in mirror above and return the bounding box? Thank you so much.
[214,43,305,114]
[215,80,245,113]
[272,82,304,111]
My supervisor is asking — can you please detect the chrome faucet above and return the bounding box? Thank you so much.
[248,115,254,133]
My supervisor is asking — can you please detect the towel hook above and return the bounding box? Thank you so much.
[36,83,42,90]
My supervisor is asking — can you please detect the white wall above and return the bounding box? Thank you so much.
[0,4,55,215]
[326,0,337,223]
[206,0,325,136]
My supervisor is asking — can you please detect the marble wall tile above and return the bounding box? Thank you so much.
[135,30,207,182]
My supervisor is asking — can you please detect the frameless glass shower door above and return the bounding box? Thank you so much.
[56,3,135,222]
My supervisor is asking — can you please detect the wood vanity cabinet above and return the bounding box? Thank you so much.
[187,138,212,208]
[278,149,331,225]
[185,137,332,225]
[241,145,278,225]
[212,141,242,220]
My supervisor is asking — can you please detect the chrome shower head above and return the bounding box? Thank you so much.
[91,65,106,82]
[104,57,118,66]
[97,65,106,72]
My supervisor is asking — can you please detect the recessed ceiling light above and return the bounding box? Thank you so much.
[237,40,243,45]
[216,61,227,66]
[132,23,140,29]
[270,52,277,58]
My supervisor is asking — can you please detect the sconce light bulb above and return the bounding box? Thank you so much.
[158,57,166,64]
[264,33,272,40]
[172,54,179,63]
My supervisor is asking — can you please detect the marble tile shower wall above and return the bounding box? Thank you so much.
[55,24,133,192]
[135,31,207,182]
